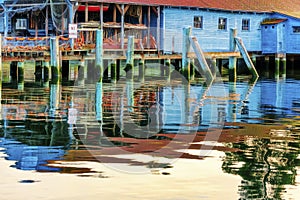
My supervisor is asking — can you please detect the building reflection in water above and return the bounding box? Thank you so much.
[0,82,72,172]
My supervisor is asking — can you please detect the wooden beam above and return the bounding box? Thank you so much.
[100,3,103,30]
[124,5,130,14]
[235,37,259,79]
[85,3,88,22]
[115,4,122,14]
[151,6,158,17]
[147,6,150,48]
[189,36,213,83]
[156,6,160,51]
[45,6,48,39]
[139,6,143,24]
[121,4,125,49]
[113,5,117,22]
[116,4,130,14]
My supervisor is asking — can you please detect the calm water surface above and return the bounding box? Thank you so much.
[0,70,300,199]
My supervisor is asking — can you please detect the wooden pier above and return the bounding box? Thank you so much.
[0,28,262,84]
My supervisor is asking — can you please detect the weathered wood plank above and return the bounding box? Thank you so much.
[189,36,213,83]
[235,37,259,79]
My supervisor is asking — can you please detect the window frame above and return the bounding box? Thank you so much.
[193,16,203,29]
[15,18,27,30]
[242,19,250,31]
[218,17,227,30]
[292,26,300,33]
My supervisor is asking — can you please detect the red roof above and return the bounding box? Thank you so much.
[81,0,300,18]
[261,18,287,25]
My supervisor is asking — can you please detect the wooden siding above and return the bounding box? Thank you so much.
[272,13,300,54]
[261,24,279,54]
[162,7,268,53]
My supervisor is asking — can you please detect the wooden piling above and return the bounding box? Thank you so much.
[111,60,117,83]
[275,56,280,79]
[116,59,121,81]
[289,56,295,75]
[95,29,103,82]
[43,61,50,88]
[264,56,270,77]
[17,61,24,90]
[68,2,74,49]
[165,59,171,82]
[190,59,195,80]
[43,61,50,81]
[103,60,109,81]
[138,59,145,82]
[182,27,191,80]
[281,57,286,79]
[211,57,217,78]
[35,61,42,82]
[229,28,237,82]
[78,60,85,85]
[218,59,223,76]
[251,55,257,67]
[126,36,135,80]
[17,61,24,81]
[50,36,60,82]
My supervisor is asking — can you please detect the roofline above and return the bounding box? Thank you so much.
[272,11,300,20]
[78,1,272,15]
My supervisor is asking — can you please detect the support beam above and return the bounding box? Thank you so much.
[43,61,50,87]
[165,59,171,82]
[50,36,61,82]
[182,27,191,80]
[121,4,125,49]
[281,57,286,79]
[45,6,49,45]
[78,60,85,85]
[138,59,145,82]
[85,3,88,22]
[156,6,160,52]
[235,37,259,80]
[100,3,104,30]
[17,61,24,90]
[111,60,117,83]
[68,2,74,49]
[125,36,134,80]
[147,6,151,48]
[189,36,213,83]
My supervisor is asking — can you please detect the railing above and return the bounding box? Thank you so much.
[1,29,158,53]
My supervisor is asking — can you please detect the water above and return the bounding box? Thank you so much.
[0,72,300,199]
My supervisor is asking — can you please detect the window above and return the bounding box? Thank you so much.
[15,18,27,30]
[218,18,227,30]
[242,19,250,31]
[293,26,300,33]
[194,16,203,29]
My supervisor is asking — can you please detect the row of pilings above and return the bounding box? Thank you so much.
[1,28,298,91]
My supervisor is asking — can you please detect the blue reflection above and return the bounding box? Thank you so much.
[0,138,65,172]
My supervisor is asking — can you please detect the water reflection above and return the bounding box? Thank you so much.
[222,125,300,199]
[0,71,300,197]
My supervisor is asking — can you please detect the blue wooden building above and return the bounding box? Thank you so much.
[1,0,300,56]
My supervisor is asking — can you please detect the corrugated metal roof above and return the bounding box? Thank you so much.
[81,0,300,18]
